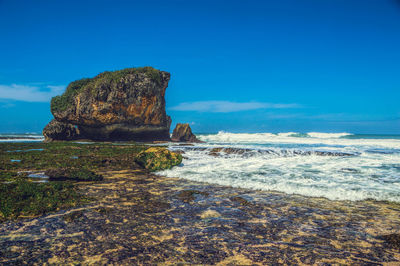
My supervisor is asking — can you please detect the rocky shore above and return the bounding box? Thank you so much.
[1,142,400,264]
[1,66,399,264]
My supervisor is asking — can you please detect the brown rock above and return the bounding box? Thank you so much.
[43,119,83,142]
[171,123,203,143]
[44,67,172,141]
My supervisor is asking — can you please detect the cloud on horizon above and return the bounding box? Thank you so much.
[169,101,301,113]
[0,84,65,102]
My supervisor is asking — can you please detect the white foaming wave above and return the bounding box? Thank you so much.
[307,132,352,139]
[158,148,400,202]
[199,131,278,144]
[0,138,44,142]
[277,132,298,137]
[198,132,400,150]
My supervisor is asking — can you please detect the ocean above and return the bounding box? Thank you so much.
[3,131,400,203]
[159,132,400,203]
[0,133,44,142]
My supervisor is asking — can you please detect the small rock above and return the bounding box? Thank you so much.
[171,123,203,143]
[177,190,209,203]
[200,209,221,219]
[381,233,400,250]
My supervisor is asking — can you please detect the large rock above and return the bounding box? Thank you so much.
[44,67,172,141]
[135,147,182,172]
[43,119,83,141]
[171,123,203,143]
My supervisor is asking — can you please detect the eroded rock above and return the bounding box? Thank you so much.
[43,119,83,142]
[44,67,172,141]
[171,123,203,143]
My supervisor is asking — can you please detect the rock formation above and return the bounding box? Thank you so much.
[43,119,82,141]
[135,147,182,171]
[43,67,172,141]
[171,123,203,143]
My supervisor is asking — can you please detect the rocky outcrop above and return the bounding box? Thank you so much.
[171,123,203,143]
[43,67,172,141]
[43,119,83,141]
[135,147,182,172]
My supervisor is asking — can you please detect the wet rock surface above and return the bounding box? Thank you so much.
[43,119,82,141]
[171,123,203,143]
[1,170,400,264]
[45,168,103,181]
[135,147,182,172]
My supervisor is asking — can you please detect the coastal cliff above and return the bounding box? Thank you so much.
[43,67,172,141]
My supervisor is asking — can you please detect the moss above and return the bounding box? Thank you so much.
[0,179,84,222]
[135,147,182,172]
[0,142,148,173]
[45,168,103,181]
[0,142,151,222]
[50,67,162,113]
[0,171,27,182]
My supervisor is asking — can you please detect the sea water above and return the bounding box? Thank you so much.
[0,133,44,142]
[158,132,400,202]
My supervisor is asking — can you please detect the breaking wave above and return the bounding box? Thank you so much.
[158,132,400,202]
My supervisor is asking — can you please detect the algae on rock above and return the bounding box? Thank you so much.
[135,147,182,172]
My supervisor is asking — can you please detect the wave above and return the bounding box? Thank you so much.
[198,131,400,150]
[276,132,352,138]
[177,146,357,157]
[306,132,352,138]
[159,145,400,202]
[0,134,44,142]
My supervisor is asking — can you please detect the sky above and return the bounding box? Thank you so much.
[0,0,399,134]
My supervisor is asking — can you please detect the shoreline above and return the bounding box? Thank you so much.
[1,169,400,264]
[1,141,400,264]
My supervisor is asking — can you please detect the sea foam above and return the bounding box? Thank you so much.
[158,132,400,202]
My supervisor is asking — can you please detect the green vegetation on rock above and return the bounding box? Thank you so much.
[0,141,151,222]
[51,78,91,113]
[135,147,182,172]
[0,142,147,176]
[50,66,162,113]
[94,66,161,85]
[0,180,84,222]
[45,168,103,181]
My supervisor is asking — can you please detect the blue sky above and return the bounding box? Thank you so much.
[0,0,399,134]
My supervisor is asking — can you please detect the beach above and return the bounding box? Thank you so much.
[1,137,400,264]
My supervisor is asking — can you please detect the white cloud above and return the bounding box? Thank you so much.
[169,101,301,113]
[0,84,65,102]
